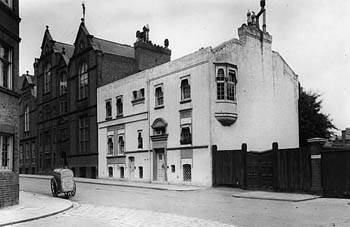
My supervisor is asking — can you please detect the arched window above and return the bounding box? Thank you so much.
[108,166,113,177]
[107,137,113,155]
[116,97,123,116]
[24,105,30,132]
[181,79,191,101]
[118,136,124,154]
[78,62,88,99]
[155,86,163,106]
[59,72,67,95]
[227,70,237,101]
[44,63,51,93]
[216,68,225,100]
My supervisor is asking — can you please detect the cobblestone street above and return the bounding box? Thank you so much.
[14,203,235,227]
[17,177,350,227]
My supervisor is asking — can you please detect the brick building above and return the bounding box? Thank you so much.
[29,20,170,178]
[0,0,21,207]
[19,73,37,174]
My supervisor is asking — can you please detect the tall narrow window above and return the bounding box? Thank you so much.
[78,62,88,99]
[116,97,123,117]
[24,105,30,132]
[31,143,36,164]
[0,43,12,90]
[155,86,164,107]
[227,70,237,101]
[108,166,113,177]
[60,101,68,114]
[105,100,112,118]
[44,63,51,93]
[180,125,192,145]
[216,68,225,100]
[59,72,67,95]
[1,135,13,170]
[79,117,89,153]
[137,130,143,149]
[181,78,191,101]
[118,135,125,155]
[107,137,113,155]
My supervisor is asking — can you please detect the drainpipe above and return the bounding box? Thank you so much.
[147,79,152,183]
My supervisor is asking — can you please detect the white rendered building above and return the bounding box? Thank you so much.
[97,15,299,186]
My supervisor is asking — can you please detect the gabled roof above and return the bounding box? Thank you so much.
[55,41,74,65]
[20,74,37,91]
[40,26,53,49]
[91,37,135,58]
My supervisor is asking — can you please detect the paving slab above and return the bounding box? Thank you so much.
[20,174,204,191]
[232,190,320,202]
[0,191,72,226]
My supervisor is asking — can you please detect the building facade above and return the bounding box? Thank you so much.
[97,13,299,186]
[19,73,37,174]
[28,21,170,178]
[0,0,21,207]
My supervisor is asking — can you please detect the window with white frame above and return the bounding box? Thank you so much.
[181,78,191,101]
[0,135,13,170]
[180,124,192,145]
[116,96,123,117]
[137,130,143,149]
[0,43,12,90]
[78,62,88,99]
[118,135,125,155]
[107,137,113,155]
[105,99,112,119]
[227,69,237,101]
[24,105,30,132]
[59,72,67,95]
[155,85,164,107]
[44,63,51,94]
[216,67,237,101]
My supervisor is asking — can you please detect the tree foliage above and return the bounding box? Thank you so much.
[299,87,337,146]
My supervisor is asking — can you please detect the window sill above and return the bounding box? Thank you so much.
[116,114,123,119]
[132,98,145,106]
[105,116,112,121]
[216,99,237,104]
[180,99,191,104]
[154,105,164,110]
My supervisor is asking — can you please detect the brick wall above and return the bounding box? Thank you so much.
[134,41,171,71]
[0,172,19,207]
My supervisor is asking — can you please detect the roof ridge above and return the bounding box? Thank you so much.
[93,37,132,48]
[54,41,74,47]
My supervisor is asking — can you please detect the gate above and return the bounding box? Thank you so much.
[246,150,274,190]
[321,149,350,197]
[212,145,243,187]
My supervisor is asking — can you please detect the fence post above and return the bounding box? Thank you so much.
[241,143,247,189]
[272,142,279,191]
[307,138,326,195]
[212,145,217,187]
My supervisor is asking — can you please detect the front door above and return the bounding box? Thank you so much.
[129,156,135,180]
[156,151,165,182]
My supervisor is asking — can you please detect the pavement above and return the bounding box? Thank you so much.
[0,191,72,226]
[20,174,204,191]
[232,190,320,202]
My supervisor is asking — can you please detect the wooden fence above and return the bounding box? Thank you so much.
[212,143,311,193]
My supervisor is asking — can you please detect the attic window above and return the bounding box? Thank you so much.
[79,40,85,50]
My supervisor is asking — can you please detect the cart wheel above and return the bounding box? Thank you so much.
[71,182,76,197]
[51,178,58,197]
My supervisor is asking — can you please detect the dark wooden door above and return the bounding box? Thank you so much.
[246,151,274,190]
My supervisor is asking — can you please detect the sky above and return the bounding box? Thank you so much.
[20,0,350,133]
